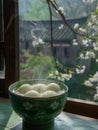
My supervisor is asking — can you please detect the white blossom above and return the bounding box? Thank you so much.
[96,86,98,90]
[87,22,92,26]
[49,73,54,77]
[32,37,44,46]
[62,74,72,80]
[49,70,72,81]
[82,39,88,45]
[59,24,64,30]
[79,28,86,33]
[50,0,54,2]
[94,93,98,101]
[74,23,79,29]
[84,80,93,87]
[49,73,56,79]
[89,78,97,83]
[32,40,39,46]
[96,5,98,10]
[55,70,59,75]
[93,42,98,51]
[82,0,95,3]
[57,76,65,81]
[76,65,86,74]
[58,7,66,15]
[79,51,95,60]
[96,89,98,94]
[93,71,98,77]
[73,39,78,46]
[38,38,43,44]
[89,77,98,83]
[79,53,85,59]
[85,51,95,59]
[91,15,97,24]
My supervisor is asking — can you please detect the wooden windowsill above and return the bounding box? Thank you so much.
[0,97,9,102]
[65,97,98,119]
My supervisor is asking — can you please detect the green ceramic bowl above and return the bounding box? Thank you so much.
[9,79,68,129]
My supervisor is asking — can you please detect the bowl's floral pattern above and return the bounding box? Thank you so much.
[23,102,33,110]
[50,101,59,110]
[23,101,59,111]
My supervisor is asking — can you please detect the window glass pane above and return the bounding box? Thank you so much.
[19,0,98,102]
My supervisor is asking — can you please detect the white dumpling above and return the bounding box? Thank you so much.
[24,90,40,97]
[42,90,58,97]
[17,84,32,94]
[14,90,24,96]
[31,83,47,93]
[47,83,60,92]
[58,90,65,95]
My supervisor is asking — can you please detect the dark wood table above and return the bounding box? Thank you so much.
[0,98,98,130]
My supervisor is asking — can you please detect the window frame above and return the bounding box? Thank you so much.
[1,0,98,119]
[1,0,19,97]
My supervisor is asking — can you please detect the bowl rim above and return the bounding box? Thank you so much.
[9,79,68,100]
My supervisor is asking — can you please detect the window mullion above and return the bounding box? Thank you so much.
[3,0,19,97]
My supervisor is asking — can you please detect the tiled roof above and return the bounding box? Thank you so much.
[19,17,88,42]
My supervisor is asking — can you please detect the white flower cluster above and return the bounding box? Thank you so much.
[59,24,64,30]
[93,42,98,51]
[76,65,86,74]
[89,72,98,83]
[73,39,78,46]
[96,59,98,62]
[84,72,98,101]
[58,7,66,15]
[91,14,98,24]
[49,70,72,81]
[74,23,79,30]
[78,28,87,34]
[79,51,95,60]
[84,80,93,87]
[94,86,98,101]
[32,37,44,47]
[82,39,91,47]
[87,7,98,36]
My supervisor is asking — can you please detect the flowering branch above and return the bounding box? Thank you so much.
[47,1,58,69]
[46,0,75,81]
[47,0,89,37]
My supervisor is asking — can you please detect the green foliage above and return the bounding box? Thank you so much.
[20,51,55,80]
[63,58,98,101]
